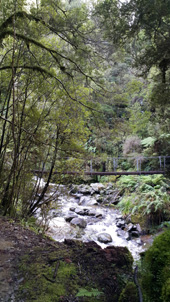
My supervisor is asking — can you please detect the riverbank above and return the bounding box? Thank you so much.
[0,215,138,302]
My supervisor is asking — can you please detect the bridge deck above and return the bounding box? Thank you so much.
[34,170,165,176]
[33,155,169,176]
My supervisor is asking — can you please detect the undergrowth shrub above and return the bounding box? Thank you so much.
[118,281,138,302]
[116,175,170,225]
[141,228,170,302]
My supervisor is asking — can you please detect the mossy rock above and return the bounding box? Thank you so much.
[131,213,148,229]
[16,241,134,302]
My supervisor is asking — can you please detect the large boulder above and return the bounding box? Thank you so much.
[70,218,87,228]
[77,184,92,194]
[97,233,112,243]
[90,183,105,194]
[79,196,98,206]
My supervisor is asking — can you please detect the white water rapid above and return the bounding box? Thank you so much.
[36,180,152,261]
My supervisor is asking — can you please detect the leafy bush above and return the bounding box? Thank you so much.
[141,228,170,302]
[116,175,170,225]
[117,175,139,191]
[118,282,138,302]
[76,287,103,297]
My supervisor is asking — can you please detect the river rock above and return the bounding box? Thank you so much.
[77,184,92,194]
[79,196,98,206]
[124,215,131,224]
[126,223,137,232]
[116,229,129,240]
[48,209,58,218]
[136,238,143,246]
[106,183,114,190]
[95,213,103,218]
[116,219,126,229]
[87,209,96,216]
[74,208,89,216]
[78,196,89,205]
[70,218,87,228]
[136,223,142,234]
[95,195,104,203]
[64,212,77,222]
[105,189,115,195]
[69,185,78,194]
[116,215,124,220]
[131,231,140,238]
[97,233,112,243]
[90,183,105,194]
[125,223,140,239]
[69,207,76,212]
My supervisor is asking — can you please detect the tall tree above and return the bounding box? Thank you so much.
[0,0,101,216]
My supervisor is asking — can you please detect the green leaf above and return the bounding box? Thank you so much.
[141,137,156,147]
[76,288,103,297]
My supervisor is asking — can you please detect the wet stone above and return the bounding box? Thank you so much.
[95,195,104,203]
[136,223,142,234]
[116,220,126,229]
[77,184,92,194]
[95,213,103,218]
[64,212,77,222]
[136,239,143,246]
[131,231,140,238]
[70,218,87,228]
[97,233,112,243]
[87,210,96,217]
[116,229,130,240]
[90,183,105,193]
[74,208,88,216]
[79,196,98,206]
[126,223,136,232]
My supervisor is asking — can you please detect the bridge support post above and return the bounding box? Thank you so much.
[159,156,162,169]
[136,159,139,171]
[113,158,118,172]
[90,160,93,175]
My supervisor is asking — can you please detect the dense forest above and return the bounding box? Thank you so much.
[0,0,170,301]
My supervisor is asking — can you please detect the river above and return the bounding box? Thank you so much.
[36,179,153,261]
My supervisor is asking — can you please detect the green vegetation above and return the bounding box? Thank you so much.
[118,282,138,302]
[16,241,135,302]
[116,175,170,226]
[76,287,104,298]
[0,0,170,218]
[0,0,170,300]
[141,228,170,302]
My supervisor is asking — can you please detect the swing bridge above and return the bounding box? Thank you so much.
[34,155,170,176]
